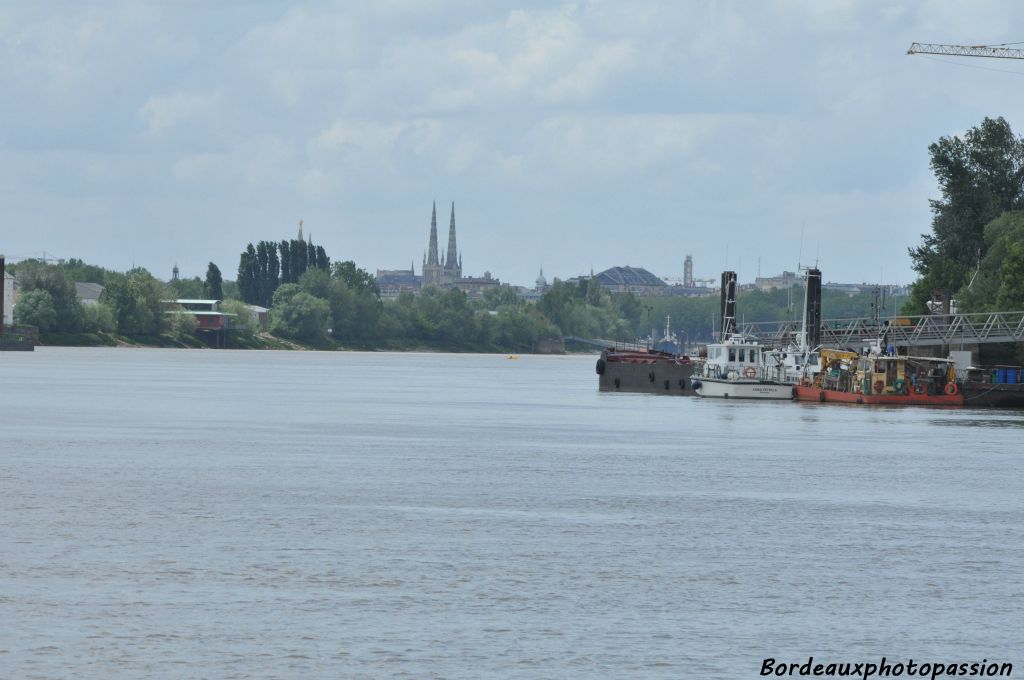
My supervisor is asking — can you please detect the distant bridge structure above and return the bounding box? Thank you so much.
[737,310,1024,349]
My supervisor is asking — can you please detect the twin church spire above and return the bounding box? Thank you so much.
[422,200,462,286]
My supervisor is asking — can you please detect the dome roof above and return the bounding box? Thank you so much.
[595,266,665,287]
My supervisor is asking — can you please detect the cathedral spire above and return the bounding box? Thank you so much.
[426,201,439,266]
[446,202,459,274]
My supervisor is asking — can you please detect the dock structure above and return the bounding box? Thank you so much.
[737,310,1024,349]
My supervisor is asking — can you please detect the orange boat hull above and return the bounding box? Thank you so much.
[793,386,963,406]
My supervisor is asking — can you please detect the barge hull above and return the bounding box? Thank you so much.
[597,350,697,395]
[962,382,1024,408]
[794,386,963,406]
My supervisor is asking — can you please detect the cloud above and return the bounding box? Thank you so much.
[9,0,1024,286]
[139,91,222,136]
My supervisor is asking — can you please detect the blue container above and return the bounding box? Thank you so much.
[995,368,1008,384]
[1008,369,1020,385]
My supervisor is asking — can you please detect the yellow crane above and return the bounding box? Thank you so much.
[907,42,1024,60]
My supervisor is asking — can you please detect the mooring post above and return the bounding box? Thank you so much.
[0,254,6,335]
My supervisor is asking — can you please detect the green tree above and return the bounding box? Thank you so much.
[279,240,292,284]
[298,268,331,299]
[481,285,521,310]
[14,289,58,331]
[100,269,167,335]
[220,298,257,336]
[167,308,198,339]
[315,245,330,271]
[237,244,258,304]
[997,240,1024,310]
[61,258,109,284]
[332,260,378,294]
[908,117,1024,312]
[167,276,204,299]
[270,283,330,343]
[81,303,117,333]
[205,263,224,300]
[326,261,381,344]
[13,260,84,332]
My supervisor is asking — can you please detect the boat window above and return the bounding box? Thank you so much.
[729,348,736,362]
[738,348,745,362]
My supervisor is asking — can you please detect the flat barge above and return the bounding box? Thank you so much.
[596,347,698,395]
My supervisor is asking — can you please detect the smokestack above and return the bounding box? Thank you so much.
[719,270,737,339]
[805,268,822,349]
[0,254,5,333]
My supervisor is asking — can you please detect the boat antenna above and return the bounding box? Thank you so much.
[797,222,805,271]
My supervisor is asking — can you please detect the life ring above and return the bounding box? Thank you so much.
[873,380,885,394]
[595,358,606,375]
[944,382,959,396]
[742,366,757,378]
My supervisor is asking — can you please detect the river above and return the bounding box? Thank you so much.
[1,347,1022,678]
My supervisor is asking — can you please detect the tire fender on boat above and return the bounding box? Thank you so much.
[818,390,826,402]
[595,358,606,375]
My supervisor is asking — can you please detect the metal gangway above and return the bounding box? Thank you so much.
[736,310,1024,349]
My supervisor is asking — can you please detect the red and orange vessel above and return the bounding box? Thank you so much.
[794,349,963,406]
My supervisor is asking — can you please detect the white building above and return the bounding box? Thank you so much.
[2,271,16,325]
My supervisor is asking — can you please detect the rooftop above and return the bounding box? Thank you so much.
[595,266,666,288]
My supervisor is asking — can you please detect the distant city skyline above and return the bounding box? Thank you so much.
[5,3,1024,288]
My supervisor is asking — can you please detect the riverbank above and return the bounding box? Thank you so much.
[34,331,575,354]
[37,331,304,351]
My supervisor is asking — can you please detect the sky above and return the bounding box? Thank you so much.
[3,1,1024,288]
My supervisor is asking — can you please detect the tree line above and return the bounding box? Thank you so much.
[10,259,227,341]
[237,239,329,307]
[9,248,910,352]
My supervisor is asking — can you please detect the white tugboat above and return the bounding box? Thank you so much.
[693,334,795,399]
[692,270,794,400]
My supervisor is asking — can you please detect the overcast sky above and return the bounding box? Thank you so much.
[3,1,1024,287]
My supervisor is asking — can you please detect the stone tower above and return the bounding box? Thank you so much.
[422,202,444,287]
[444,202,461,281]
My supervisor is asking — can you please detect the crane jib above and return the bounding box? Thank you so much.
[907,42,1024,60]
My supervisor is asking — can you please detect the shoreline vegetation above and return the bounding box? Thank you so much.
[12,254,910,354]
[8,115,1024,356]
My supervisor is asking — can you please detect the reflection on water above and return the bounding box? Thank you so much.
[1,347,1022,679]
